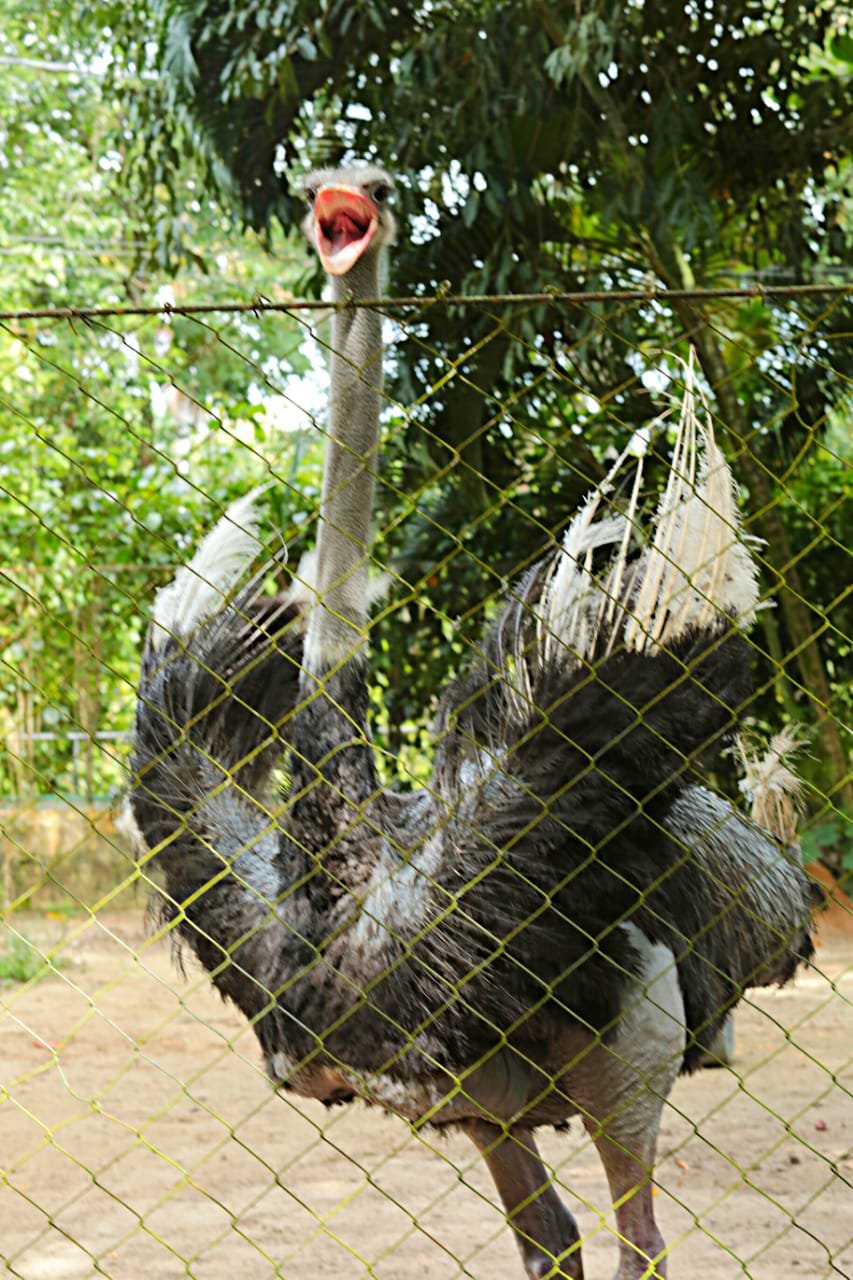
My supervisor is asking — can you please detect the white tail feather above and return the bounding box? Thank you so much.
[532,353,760,676]
[622,357,759,651]
[738,728,805,845]
[537,435,641,669]
[538,509,627,670]
[284,548,320,611]
[602,453,645,652]
[150,488,267,650]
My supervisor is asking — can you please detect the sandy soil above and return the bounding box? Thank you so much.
[1,899,851,1280]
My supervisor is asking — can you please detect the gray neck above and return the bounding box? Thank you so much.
[305,254,383,673]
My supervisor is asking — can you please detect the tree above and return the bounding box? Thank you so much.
[0,3,318,803]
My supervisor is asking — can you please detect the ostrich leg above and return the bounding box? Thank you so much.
[466,1121,584,1279]
[582,1121,667,1280]
[569,926,686,1280]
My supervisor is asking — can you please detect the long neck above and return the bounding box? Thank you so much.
[289,254,384,878]
[305,254,383,675]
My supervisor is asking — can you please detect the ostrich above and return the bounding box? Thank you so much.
[131,165,815,1280]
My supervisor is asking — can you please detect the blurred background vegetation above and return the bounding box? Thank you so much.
[1,0,850,876]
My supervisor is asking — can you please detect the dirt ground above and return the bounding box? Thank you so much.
[1,891,851,1280]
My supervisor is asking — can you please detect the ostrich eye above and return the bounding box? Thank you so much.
[305,187,317,205]
[372,183,390,203]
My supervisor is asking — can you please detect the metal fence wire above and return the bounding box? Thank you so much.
[1,285,851,1280]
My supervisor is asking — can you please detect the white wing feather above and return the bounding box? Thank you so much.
[150,489,267,650]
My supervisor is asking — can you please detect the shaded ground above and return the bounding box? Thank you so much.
[1,897,851,1280]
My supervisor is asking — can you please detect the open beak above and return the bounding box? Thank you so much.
[312,185,379,276]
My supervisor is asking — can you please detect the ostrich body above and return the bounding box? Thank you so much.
[131,166,815,1280]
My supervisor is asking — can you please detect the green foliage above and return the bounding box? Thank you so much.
[0,931,47,985]
[801,816,853,873]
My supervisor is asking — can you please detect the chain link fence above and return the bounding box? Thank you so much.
[1,286,851,1279]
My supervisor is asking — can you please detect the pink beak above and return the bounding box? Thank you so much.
[313,185,379,276]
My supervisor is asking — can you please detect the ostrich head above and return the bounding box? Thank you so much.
[301,164,396,277]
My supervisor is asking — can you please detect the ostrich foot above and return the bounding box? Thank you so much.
[595,1142,667,1280]
[466,1120,584,1279]
[586,1135,667,1280]
[520,1192,584,1279]
[610,1228,666,1280]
